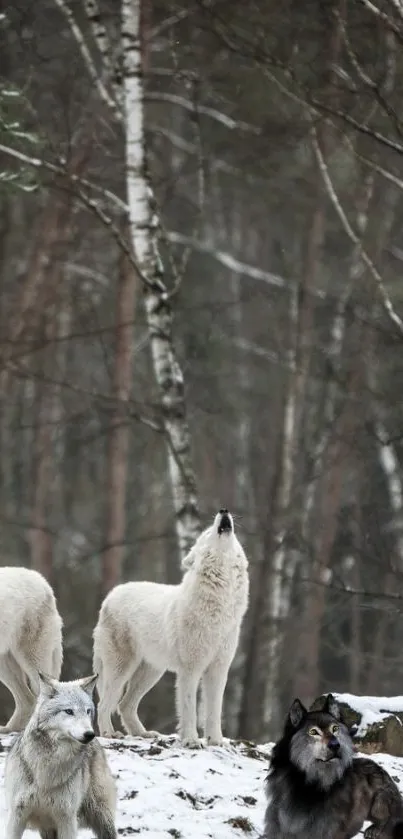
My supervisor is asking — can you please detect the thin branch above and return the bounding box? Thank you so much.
[53,0,120,118]
[312,128,403,336]
[0,142,127,211]
[83,0,114,78]
[167,231,286,288]
[74,185,165,293]
[145,92,260,133]
[9,361,162,433]
[357,0,403,37]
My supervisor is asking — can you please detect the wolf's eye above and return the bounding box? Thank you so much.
[64,709,74,716]
[308,727,321,736]
[86,708,92,716]
[330,724,339,734]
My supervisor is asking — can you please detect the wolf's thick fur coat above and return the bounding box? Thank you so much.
[0,567,63,732]
[93,510,249,746]
[5,674,117,839]
[264,694,403,839]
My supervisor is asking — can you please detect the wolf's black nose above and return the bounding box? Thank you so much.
[82,730,95,743]
[218,510,232,534]
[219,508,228,515]
[328,737,340,753]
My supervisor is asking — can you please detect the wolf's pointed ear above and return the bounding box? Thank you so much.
[288,698,307,728]
[38,672,59,698]
[76,674,98,697]
[322,693,341,720]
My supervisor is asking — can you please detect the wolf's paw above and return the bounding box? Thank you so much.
[181,737,204,749]
[101,729,125,740]
[124,730,160,740]
[206,736,224,747]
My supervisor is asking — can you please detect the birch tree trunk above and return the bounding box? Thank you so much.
[121,0,200,559]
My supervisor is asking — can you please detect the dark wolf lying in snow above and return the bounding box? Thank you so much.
[264,693,403,839]
[5,673,117,839]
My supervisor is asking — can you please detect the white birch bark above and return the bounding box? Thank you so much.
[122,0,200,558]
[375,420,403,565]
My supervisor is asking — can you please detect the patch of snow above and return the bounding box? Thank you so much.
[0,735,269,838]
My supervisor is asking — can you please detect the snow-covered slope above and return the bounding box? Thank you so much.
[0,734,402,837]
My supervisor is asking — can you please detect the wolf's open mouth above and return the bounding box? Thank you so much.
[218,514,232,534]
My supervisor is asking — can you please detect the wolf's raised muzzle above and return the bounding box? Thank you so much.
[218,510,232,534]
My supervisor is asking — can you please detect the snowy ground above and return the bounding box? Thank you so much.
[0,734,402,837]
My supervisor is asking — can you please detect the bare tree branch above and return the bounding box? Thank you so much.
[312,128,403,335]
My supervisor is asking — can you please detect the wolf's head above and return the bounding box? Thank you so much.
[181,508,240,571]
[32,673,98,747]
[271,694,354,791]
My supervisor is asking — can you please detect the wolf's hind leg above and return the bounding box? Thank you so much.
[96,657,135,737]
[364,784,403,838]
[119,660,163,737]
[0,652,36,731]
[87,811,117,839]
[40,831,57,839]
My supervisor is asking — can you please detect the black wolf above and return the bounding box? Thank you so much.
[264,693,403,839]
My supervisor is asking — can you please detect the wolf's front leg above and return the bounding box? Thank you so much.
[176,670,202,747]
[55,815,78,839]
[6,811,27,839]
[202,655,233,746]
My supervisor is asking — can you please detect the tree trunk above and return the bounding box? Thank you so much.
[29,303,57,581]
[102,238,138,596]
[239,276,300,740]
[294,173,374,703]
[121,0,200,560]
[23,137,93,577]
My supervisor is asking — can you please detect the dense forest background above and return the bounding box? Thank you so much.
[1,0,403,741]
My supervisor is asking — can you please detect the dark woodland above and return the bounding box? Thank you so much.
[1,0,403,740]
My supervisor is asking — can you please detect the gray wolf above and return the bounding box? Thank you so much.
[264,693,403,839]
[0,567,63,732]
[5,673,117,839]
[93,509,249,747]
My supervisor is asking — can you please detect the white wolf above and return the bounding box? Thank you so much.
[0,566,63,732]
[93,509,249,747]
[5,673,118,839]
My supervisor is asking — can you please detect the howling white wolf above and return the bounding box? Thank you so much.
[93,509,249,747]
[0,566,63,732]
